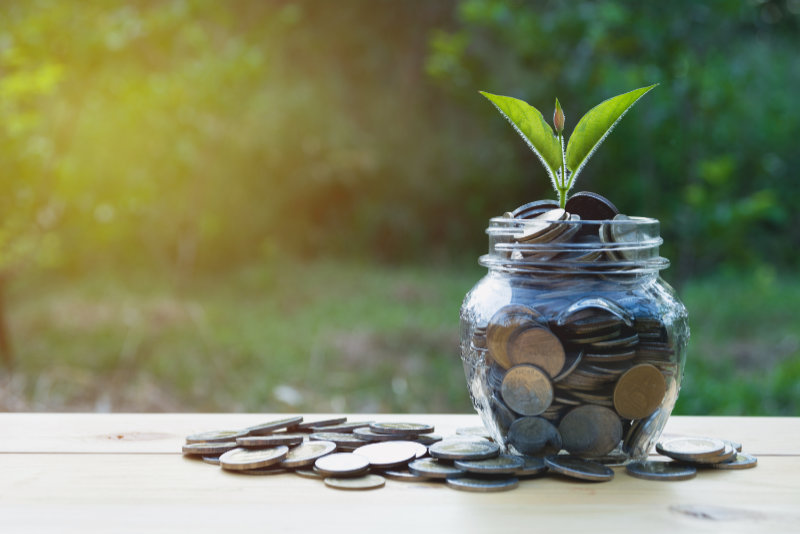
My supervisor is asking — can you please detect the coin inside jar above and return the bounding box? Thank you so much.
[613,363,666,419]
[506,416,562,456]
[486,305,543,369]
[558,405,622,457]
[505,326,565,377]
[500,364,553,416]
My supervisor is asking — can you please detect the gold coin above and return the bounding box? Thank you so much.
[613,363,666,419]
[280,440,336,468]
[506,326,565,377]
[486,305,542,369]
[500,364,553,416]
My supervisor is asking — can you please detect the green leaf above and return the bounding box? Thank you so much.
[565,84,657,185]
[479,91,563,181]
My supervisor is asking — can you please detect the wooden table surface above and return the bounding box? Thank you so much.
[1,413,798,533]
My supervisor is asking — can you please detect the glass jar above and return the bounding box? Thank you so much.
[459,212,689,462]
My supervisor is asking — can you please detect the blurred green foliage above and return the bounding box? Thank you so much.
[1,0,798,277]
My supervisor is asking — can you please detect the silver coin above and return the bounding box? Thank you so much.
[369,422,435,435]
[517,456,548,477]
[558,405,622,457]
[625,460,697,481]
[455,426,493,440]
[656,437,726,461]
[295,468,324,480]
[445,476,519,493]
[236,434,305,448]
[710,452,758,470]
[324,474,386,491]
[295,417,348,431]
[507,417,562,456]
[280,440,336,468]
[454,454,524,475]
[408,457,466,479]
[413,433,444,446]
[314,453,370,477]
[201,456,221,466]
[182,441,238,456]
[244,416,304,436]
[382,469,428,482]
[309,432,369,448]
[353,427,407,442]
[185,429,248,444]
[353,441,420,468]
[429,439,500,461]
[227,466,289,476]
[219,446,289,471]
[308,421,373,433]
[545,455,614,482]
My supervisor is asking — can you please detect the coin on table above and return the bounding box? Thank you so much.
[656,437,726,462]
[455,454,524,475]
[294,417,348,431]
[613,363,666,420]
[353,441,420,468]
[559,405,622,457]
[324,474,386,491]
[244,416,304,436]
[710,452,758,470]
[625,460,697,481]
[230,466,289,476]
[725,439,743,453]
[506,326,565,377]
[237,434,305,448]
[308,421,373,433]
[295,468,324,480]
[202,456,221,465]
[353,427,407,442]
[314,453,370,477]
[185,430,249,444]
[369,422,435,435]
[445,476,519,493]
[382,469,428,482]
[678,442,737,465]
[455,426,492,440]
[516,456,548,477]
[507,417,562,456]
[429,439,500,461]
[501,364,553,416]
[544,455,614,482]
[280,440,337,468]
[309,432,369,449]
[182,441,238,456]
[219,446,289,471]
[412,433,443,446]
[408,457,466,479]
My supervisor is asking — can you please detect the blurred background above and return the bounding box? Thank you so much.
[1,0,798,414]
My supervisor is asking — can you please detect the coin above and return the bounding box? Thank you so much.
[314,453,370,477]
[656,437,726,461]
[625,460,697,481]
[324,474,386,491]
[455,426,492,440]
[507,416,562,456]
[506,326,566,377]
[408,457,467,479]
[511,199,560,219]
[445,476,519,493]
[670,442,737,465]
[501,364,553,416]
[429,439,500,461]
[308,421,373,433]
[516,455,548,477]
[182,441,238,456]
[280,440,336,468]
[369,422,435,435]
[412,433,443,446]
[309,432,369,449]
[544,455,614,482]
[710,452,758,470]
[353,427,409,442]
[229,466,289,476]
[515,208,568,241]
[236,434,305,448]
[565,191,618,222]
[353,441,420,468]
[201,456,221,465]
[244,416,304,436]
[487,305,542,369]
[185,429,248,444]
[295,468,324,479]
[559,405,622,457]
[454,454,524,475]
[382,469,428,481]
[294,417,348,431]
[613,363,666,419]
[725,439,743,452]
[219,446,289,471]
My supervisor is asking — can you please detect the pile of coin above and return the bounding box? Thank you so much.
[468,192,683,460]
[183,416,756,490]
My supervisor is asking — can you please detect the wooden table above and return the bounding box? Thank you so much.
[1,413,798,533]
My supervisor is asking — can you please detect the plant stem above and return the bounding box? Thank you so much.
[557,132,567,208]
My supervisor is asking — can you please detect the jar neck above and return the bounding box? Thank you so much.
[482,215,669,277]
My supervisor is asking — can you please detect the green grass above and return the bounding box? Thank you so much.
[2,261,798,415]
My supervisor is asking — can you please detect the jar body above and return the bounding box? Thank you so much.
[459,215,689,462]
